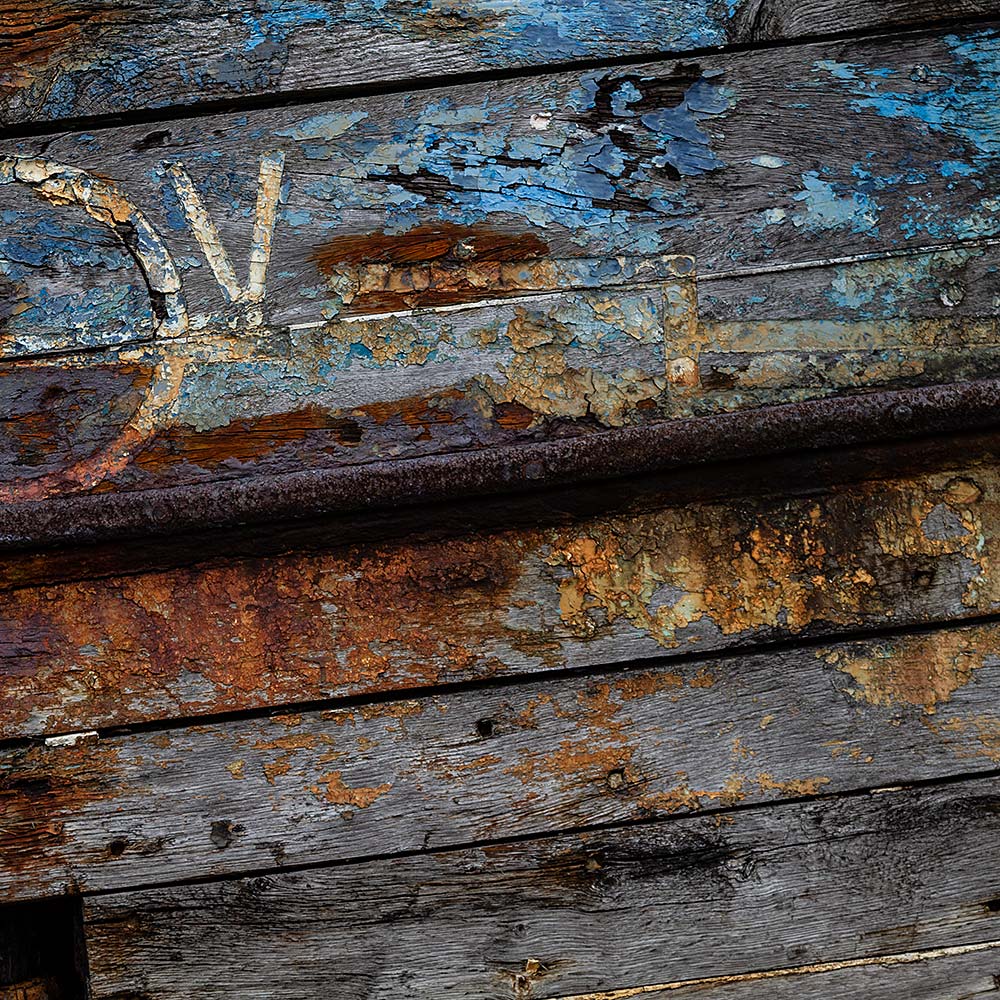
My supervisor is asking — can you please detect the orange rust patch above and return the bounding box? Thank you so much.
[822,629,995,714]
[0,3,125,94]
[935,714,1000,762]
[494,401,537,430]
[253,734,318,752]
[507,737,635,786]
[311,224,551,313]
[755,772,831,796]
[0,740,125,879]
[637,774,748,814]
[134,406,366,475]
[308,771,392,807]
[262,759,291,785]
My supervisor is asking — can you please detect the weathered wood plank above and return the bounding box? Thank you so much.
[5,619,1000,900]
[1,1,994,126]
[83,774,1000,998]
[547,942,1000,999]
[4,434,1000,738]
[4,26,1000,505]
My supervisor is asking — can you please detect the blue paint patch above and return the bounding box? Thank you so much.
[816,32,1000,157]
[242,1,336,50]
[791,172,881,235]
[296,70,733,249]
[341,0,731,66]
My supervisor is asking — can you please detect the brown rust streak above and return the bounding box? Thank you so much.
[311,223,550,313]
[822,628,997,714]
[2,460,1000,737]
[0,2,124,98]
[0,739,124,882]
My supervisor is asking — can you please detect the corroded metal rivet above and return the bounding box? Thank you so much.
[453,240,476,260]
[476,718,496,738]
[107,839,128,858]
[524,460,545,480]
[606,768,627,791]
[892,403,914,424]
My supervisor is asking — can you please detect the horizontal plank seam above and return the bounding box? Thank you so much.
[699,234,1000,284]
[79,761,1000,902]
[4,13,998,143]
[8,606,1000,752]
[551,939,1000,999]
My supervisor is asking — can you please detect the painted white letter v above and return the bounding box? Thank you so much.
[167,151,285,324]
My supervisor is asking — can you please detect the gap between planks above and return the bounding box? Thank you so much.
[8,605,1000,755]
[4,12,999,144]
[550,939,1000,1000]
[76,759,1000,901]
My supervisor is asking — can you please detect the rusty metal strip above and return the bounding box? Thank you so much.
[3,377,1000,551]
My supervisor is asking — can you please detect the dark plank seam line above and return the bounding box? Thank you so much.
[78,762,1000,902]
[10,605,1000,754]
[5,11,999,144]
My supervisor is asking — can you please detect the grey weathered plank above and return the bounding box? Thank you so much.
[548,942,1000,999]
[1,1,994,126]
[4,25,1000,504]
[3,435,1000,738]
[559,941,1000,1000]
[83,773,1000,998]
[4,619,1000,901]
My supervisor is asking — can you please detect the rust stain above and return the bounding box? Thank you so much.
[822,629,996,714]
[636,773,748,814]
[936,715,1000,762]
[312,223,548,268]
[262,759,291,785]
[0,3,125,97]
[754,772,831,796]
[308,770,392,808]
[0,740,124,880]
[311,224,550,313]
[508,737,635,786]
[4,458,1000,738]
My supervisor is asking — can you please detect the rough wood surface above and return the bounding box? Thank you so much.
[544,942,1000,999]
[1,1,995,126]
[5,619,1000,900]
[4,432,1000,738]
[4,26,1000,504]
[83,774,1000,998]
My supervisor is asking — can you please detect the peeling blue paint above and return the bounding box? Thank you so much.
[816,32,1000,159]
[791,172,881,235]
[297,71,733,248]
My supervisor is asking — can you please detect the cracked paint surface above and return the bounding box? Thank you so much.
[3,618,1000,900]
[3,451,1000,737]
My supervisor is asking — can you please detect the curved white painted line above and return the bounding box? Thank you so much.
[0,155,190,503]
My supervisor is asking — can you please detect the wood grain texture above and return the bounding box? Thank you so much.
[545,942,1000,999]
[3,26,1000,503]
[4,619,1000,900]
[4,430,1000,738]
[0,1,995,126]
[83,774,1000,998]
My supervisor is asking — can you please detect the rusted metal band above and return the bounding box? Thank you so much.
[3,377,1000,551]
